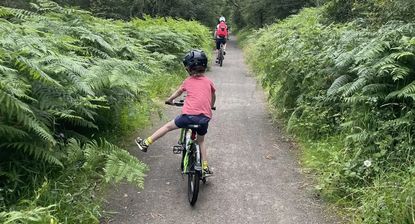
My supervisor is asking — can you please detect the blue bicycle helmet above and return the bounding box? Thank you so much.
[183,50,208,73]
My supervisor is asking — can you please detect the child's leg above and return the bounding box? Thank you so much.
[147,120,178,144]
[198,134,212,175]
[137,120,178,152]
[198,135,207,163]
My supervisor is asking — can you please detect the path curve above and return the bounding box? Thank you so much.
[105,38,339,224]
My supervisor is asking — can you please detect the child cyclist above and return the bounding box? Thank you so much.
[135,49,216,176]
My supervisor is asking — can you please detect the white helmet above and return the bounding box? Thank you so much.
[219,16,226,22]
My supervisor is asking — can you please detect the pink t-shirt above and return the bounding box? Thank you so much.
[181,75,216,118]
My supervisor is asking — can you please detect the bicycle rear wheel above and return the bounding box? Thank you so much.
[187,145,200,206]
[219,48,224,67]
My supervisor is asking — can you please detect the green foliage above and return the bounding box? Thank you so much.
[357,168,415,224]
[0,0,229,27]
[242,5,415,223]
[86,0,227,26]
[324,0,415,25]
[0,205,57,224]
[227,0,311,29]
[0,1,211,223]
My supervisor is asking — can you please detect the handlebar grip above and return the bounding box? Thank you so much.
[165,101,184,106]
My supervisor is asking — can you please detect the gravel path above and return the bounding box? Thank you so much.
[104,38,339,224]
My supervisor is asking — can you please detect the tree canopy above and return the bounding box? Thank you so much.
[0,0,311,28]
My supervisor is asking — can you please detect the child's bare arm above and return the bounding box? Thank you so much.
[211,92,216,108]
[165,88,184,103]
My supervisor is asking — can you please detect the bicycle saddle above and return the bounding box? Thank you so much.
[186,124,200,129]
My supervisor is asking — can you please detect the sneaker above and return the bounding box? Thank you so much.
[135,137,149,152]
[203,166,213,177]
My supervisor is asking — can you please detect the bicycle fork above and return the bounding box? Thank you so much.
[194,144,202,172]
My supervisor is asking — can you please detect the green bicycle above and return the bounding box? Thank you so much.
[168,101,215,206]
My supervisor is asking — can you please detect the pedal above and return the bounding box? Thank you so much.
[172,145,183,154]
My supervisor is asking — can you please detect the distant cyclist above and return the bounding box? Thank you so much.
[214,16,229,63]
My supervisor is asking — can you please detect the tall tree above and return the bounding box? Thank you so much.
[229,0,311,28]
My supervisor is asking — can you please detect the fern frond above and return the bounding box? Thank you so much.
[63,138,84,164]
[328,74,352,95]
[362,83,390,95]
[334,52,355,70]
[381,116,411,128]
[355,40,389,64]
[83,139,148,188]
[388,80,415,100]
[390,65,411,81]
[14,56,61,86]
[0,80,55,143]
[1,7,40,20]
[0,124,28,138]
[87,47,111,59]
[391,51,414,61]
[1,142,62,166]
[104,150,148,188]
[343,76,367,97]
[343,95,366,104]
[0,64,17,74]
[0,204,56,224]
[0,7,14,18]
[79,32,115,56]
[341,120,360,129]
[52,110,98,129]
[346,131,371,143]
[0,83,34,117]
[21,116,56,145]
[65,73,94,96]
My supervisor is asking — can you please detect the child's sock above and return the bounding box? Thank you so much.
[144,137,153,145]
[202,160,209,170]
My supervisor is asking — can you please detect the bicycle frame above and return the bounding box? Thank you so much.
[179,128,202,174]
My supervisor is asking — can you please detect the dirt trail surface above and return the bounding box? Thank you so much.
[105,38,339,224]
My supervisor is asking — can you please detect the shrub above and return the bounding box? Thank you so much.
[242,6,415,223]
[0,1,211,222]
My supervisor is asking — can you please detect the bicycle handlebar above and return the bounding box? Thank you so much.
[165,100,216,110]
[165,101,184,106]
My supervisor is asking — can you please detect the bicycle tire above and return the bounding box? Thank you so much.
[187,145,200,206]
[219,48,223,67]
